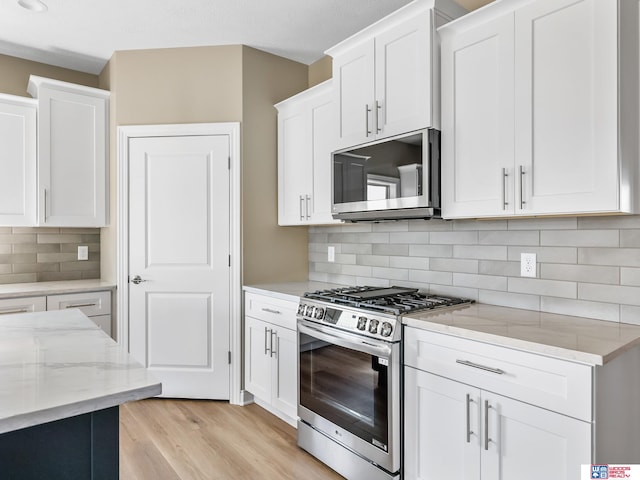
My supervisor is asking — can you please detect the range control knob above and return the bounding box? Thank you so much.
[314,307,324,319]
[368,319,379,334]
[380,322,393,337]
[356,316,368,330]
[297,304,305,315]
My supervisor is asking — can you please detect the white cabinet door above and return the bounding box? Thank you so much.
[29,76,109,227]
[0,296,46,316]
[482,391,591,480]
[0,95,37,226]
[332,41,375,150]
[404,367,480,480]
[271,325,297,419]
[375,8,432,138]
[514,0,618,215]
[441,13,515,219]
[245,315,272,401]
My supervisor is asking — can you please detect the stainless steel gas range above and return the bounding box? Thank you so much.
[296,286,471,480]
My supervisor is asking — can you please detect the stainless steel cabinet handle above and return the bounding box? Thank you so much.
[264,327,271,355]
[519,165,526,209]
[365,104,372,136]
[456,359,505,375]
[64,303,97,309]
[501,168,509,210]
[261,308,281,315]
[375,100,382,133]
[270,330,277,358]
[305,195,311,220]
[466,394,474,443]
[299,195,305,221]
[0,308,29,315]
[484,400,491,451]
[131,275,146,285]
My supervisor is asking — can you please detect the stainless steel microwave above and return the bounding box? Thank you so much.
[331,128,441,221]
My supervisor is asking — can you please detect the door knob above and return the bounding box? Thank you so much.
[131,275,146,285]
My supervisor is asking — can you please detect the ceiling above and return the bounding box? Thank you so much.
[0,0,493,76]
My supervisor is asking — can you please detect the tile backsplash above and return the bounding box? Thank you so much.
[0,227,100,284]
[308,215,640,325]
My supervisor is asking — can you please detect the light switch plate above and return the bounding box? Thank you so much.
[520,253,536,277]
[78,245,89,261]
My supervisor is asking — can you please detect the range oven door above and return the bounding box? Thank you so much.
[297,319,400,474]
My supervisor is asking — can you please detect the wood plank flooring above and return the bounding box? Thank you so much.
[120,399,345,480]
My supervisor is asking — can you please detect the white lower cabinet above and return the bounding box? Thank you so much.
[47,290,112,337]
[404,367,590,480]
[0,296,46,316]
[244,292,297,422]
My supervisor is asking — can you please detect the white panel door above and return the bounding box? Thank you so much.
[375,8,431,138]
[129,134,230,399]
[441,14,515,218]
[514,0,618,214]
[0,97,36,226]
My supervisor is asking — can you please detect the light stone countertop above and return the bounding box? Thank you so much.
[403,303,640,366]
[0,309,161,434]
[243,281,343,302]
[0,279,115,299]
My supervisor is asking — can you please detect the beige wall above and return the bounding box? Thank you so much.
[308,56,332,87]
[0,53,98,97]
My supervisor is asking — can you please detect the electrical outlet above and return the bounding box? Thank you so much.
[520,253,536,277]
[78,245,89,261]
[328,246,335,263]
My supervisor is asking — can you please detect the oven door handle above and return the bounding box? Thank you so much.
[298,320,392,358]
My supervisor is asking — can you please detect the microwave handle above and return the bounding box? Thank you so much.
[298,320,392,359]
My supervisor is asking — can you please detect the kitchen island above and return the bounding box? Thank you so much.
[0,309,161,479]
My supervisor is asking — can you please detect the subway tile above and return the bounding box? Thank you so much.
[60,261,101,272]
[12,243,60,254]
[309,243,331,254]
[508,217,577,230]
[328,232,389,244]
[579,283,640,306]
[38,271,83,282]
[479,260,520,277]
[340,224,372,233]
[479,290,540,311]
[372,222,409,232]
[341,265,373,277]
[59,228,101,235]
[430,258,478,274]
[342,244,373,255]
[578,215,640,229]
[620,230,640,248]
[541,264,619,285]
[355,277,390,288]
[409,244,452,258]
[508,277,577,299]
[37,234,83,244]
[389,256,430,270]
[313,263,344,274]
[409,269,453,285]
[0,254,37,264]
[454,245,507,261]
[308,233,329,243]
[389,232,429,244]
[37,252,83,263]
[371,267,409,281]
[453,219,507,231]
[620,305,640,326]
[0,245,11,255]
[430,231,478,245]
[0,265,11,274]
[408,220,453,232]
[507,246,577,263]
[429,285,479,301]
[0,273,37,284]
[479,230,539,246]
[334,253,356,264]
[453,273,507,291]
[80,271,100,280]
[12,227,59,234]
[80,234,100,243]
[12,263,60,274]
[620,268,640,287]
[0,234,36,244]
[0,227,11,234]
[578,248,640,267]
[540,297,620,322]
[309,252,328,263]
[540,230,619,247]
[372,244,409,256]
[356,255,390,267]
[309,271,330,283]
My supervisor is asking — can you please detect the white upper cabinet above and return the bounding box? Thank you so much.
[441,0,640,219]
[28,76,109,227]
[0,94,37,226]
[276,80,341,226]
[327,0,467,150]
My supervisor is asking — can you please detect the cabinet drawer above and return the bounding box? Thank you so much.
[404,327,592,421]
[244,292,298,330]
[47,291,111,317]
[0,296,46,315]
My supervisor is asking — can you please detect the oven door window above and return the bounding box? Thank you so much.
[299,333,389,451]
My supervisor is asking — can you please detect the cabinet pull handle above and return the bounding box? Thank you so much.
[501,168,508,210]
[375,100,382,134]
[456,359,505,375]
[0,308,29,315]
[365,104,372,136]
[466,394,474,443]
[64,303,97,309]
[264,327,271,355]
[484,400,491,451]
[519,165,526,209]
[270,330,277,358]
[305,195,311,220]
[261,308,281,315]
[299,195,305,221]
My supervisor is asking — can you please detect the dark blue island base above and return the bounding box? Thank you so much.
[0,406,119,480]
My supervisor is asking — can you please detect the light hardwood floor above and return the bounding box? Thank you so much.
[120,399,345,480]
